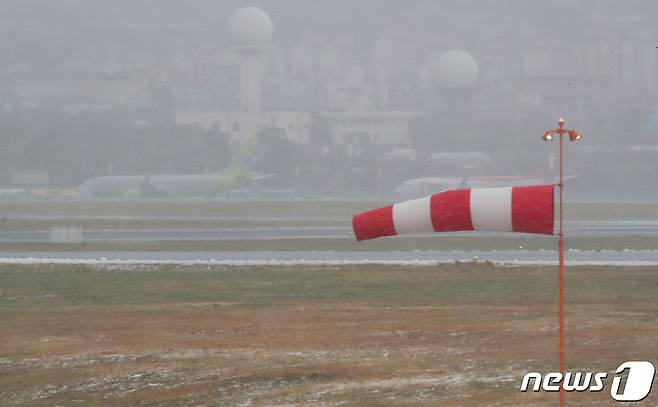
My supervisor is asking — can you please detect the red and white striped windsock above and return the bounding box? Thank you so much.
[352,185,554,241]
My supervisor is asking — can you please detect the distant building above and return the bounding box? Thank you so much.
[229,6,274,113]
[12,77,149,109]
[177,8,317,146]
[320,110,419,148]
[176,110,313,145]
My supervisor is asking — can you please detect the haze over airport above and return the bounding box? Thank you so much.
[1,0,657,200]
[3,3,658,405]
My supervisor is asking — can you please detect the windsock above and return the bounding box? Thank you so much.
[352,185,554,241]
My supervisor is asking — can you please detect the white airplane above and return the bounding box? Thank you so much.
[79,165,273,199]
[0,188,28,199]
[394,155,578,198]
[394,175,560,197]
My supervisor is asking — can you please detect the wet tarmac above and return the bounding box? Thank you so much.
[1,249,657,266]
[1,220,657,242]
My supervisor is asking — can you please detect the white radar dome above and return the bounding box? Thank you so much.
[228,6,274,45]
[430,49,479,90]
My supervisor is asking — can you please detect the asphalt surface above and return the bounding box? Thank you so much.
[1,221,658,242]
[1,250,657,266]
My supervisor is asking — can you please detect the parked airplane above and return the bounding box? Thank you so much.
[394,155,578,198]
[0,188,28,199]
[79,164,273,198]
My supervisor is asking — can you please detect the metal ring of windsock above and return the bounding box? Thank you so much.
[353,185,554,241]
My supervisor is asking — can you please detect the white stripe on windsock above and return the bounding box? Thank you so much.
[392,196,433,234]
[353,185,553,241]
[469,187,512,232]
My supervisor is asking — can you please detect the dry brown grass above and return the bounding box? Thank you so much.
[1,263,658,406]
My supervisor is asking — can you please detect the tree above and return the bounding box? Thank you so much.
[255,128,297,188]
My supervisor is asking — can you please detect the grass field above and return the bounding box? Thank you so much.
[2,263,658,406]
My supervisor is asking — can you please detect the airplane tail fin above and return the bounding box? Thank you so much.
[535,152,580,183]
[532,153,555,181]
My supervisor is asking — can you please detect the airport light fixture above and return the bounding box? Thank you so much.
[541,117,581,407]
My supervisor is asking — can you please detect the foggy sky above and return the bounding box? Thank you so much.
[1,0,657,200]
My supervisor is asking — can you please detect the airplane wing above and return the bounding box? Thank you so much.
[251,173,275,181]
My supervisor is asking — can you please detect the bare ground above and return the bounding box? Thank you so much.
[1,263,657,406]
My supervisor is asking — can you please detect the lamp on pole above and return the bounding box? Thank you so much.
[542,117,582,407]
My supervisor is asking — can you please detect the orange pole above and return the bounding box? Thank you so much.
[543,118,579,406]
[558,119,565,407]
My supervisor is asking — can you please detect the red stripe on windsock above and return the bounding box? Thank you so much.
[352,205,396,241]
[430,189,474,232]
[511,185,554,235]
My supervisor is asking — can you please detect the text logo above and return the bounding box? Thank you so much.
[520,361,655,402]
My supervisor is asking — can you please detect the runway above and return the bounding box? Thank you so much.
[1,249,658,266]
[1,220,658,242]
